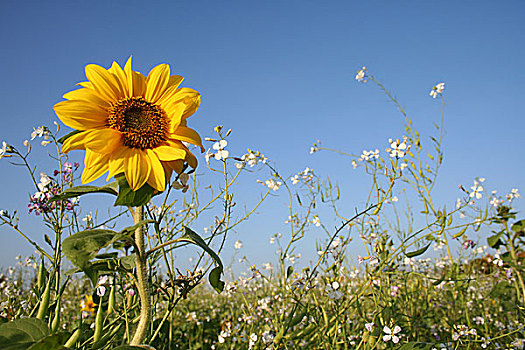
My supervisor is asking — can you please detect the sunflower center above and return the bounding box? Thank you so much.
[107,97,169,149]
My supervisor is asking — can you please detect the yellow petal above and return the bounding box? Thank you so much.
[85,64,123,102]
[145,64,170,103]
[124,57,146,97]
[63,88,110,109]
[146,149,165,191]
[156,76,185,106]
[107,145,128,180]
[53,100,108,131]
[109,61,130,98]
[124,148,151,191]
[164,103,186,134]
[170,126,204,152]
[153,142,186,161]
[182,92,201,119]
[62,128,122,154]
[81,150,110,183]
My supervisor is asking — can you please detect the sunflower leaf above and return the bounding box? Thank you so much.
[49,183,118,203]
[57,130,83,144]
[180,227,224,293]
[113,174,155,207]
[63,228,134,284]
[0,318,50,349]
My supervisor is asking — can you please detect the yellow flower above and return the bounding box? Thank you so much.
[80,295,96,315]
[54,57,203,192]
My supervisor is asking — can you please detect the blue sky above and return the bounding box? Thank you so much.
[0,0,523,269]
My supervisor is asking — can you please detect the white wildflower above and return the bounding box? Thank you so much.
[383,325,401,343]
[429,82,445,98]
[355,66,367,83]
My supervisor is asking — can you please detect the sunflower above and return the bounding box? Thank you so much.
[54,57,203,192]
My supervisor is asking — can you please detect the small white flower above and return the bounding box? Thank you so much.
[383,325,401,343]
[234,240,243,250]
[507,188,520,200]
[351,160,358,169]
[38,172,53,191]
[311,215,321,227]
[429,82,445,98]
[31,126,48,140]
[469,184,483,199]
[0,141,8,159]
[263,262,273,271]
[265,179,282,191]
[387,138,410,158]
[355,66,367,83]
[365,322,374,332]
[212,140,229,160]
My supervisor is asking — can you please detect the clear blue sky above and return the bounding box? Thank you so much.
[0,0,523,269]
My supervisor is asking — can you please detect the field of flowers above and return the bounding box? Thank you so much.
[0,63,523,349]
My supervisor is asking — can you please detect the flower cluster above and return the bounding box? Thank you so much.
[28,171,78,215]
[290,167,314,185]
[359,149,380,161]
[386,137,410,158]
[235,149,267,169]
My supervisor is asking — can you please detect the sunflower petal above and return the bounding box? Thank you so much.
[156,76,185,106]
[109,61,130,98]
[182,92,201,119]
[170,126,204,152]
[62,128,122,154]
[81,150,110,183]
[153,143,186,161]
[145,64,170,103]
[107,145,128,180]
[124,149,151,191]
[164,103,186,134]
[146,149,165,192]
[63,88,110,108]
[85,64,123,102]
[54,100,108,130]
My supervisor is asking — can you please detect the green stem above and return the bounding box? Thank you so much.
[131,206,152,345]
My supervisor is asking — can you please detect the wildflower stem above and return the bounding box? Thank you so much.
[130,205,152,345]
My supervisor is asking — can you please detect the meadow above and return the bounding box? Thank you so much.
[0,66,523,350]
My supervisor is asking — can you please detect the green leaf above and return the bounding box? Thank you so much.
[181,227,224,293]
[118,220,155,237]
[57,130,82,144]
[27,332,71,350]
[0,318,50,349]
[209,266,225,293]
[49,182,118,203]
[487,232,503,249]
[405,243,431,258]
[114,174,156,207]
[512,219,525,233]
[63,229,118,270]
[112,346,155,349]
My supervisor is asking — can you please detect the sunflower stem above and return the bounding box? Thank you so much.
[131,206,152,345]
